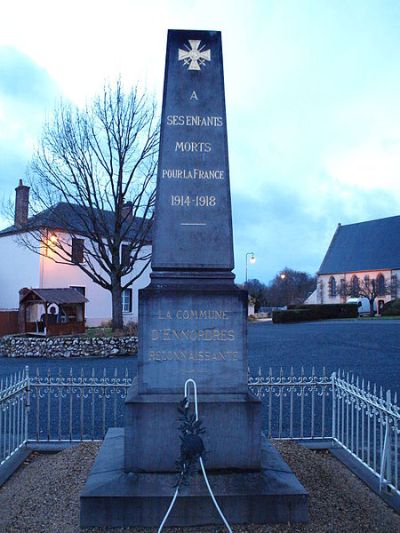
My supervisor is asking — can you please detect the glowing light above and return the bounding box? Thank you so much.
[45,233,58,256]
[245,252,256,283]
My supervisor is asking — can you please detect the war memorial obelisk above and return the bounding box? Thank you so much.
[81,29,308,527]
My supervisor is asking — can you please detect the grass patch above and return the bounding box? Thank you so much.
[85,327,113,337]
[85,321,138,337]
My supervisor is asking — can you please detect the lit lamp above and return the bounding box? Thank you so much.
[245,252,256,284]
[280,271,288,306]
[46,233,58,256]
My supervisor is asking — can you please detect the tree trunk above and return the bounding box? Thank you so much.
[369,299,375,317]
[111,283,124,332]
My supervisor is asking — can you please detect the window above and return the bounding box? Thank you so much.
[377,274,385,296]
[121,244,130,268]
[71,238,84,263]
[328,276,337,297]
[340,279,346,297]
[351,275,359,297]
[122,289,132,313]
[318,279,324,303]
[391,274,398,299]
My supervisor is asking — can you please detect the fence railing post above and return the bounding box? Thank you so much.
[379,389,392,491]
[24,365,30,445]
[331,371,336,440]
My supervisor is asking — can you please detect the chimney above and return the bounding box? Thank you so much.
[121,201,133,223]
[14,179,30,228]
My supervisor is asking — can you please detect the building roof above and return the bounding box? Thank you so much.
[20,288,88,304]
[318,215,400,274]
[0,202,152,243]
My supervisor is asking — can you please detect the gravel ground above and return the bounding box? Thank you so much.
[0,441,399,533]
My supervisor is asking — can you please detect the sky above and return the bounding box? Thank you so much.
[1,0,400,283]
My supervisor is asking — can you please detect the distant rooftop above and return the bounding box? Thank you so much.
[318,215,400,274]
[20,288,88,304]
[0,202,152,243]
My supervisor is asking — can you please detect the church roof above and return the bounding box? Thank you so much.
[318,215,400,274]
[0,202,152,243]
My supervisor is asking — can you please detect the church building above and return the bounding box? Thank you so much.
[312,215,400,310]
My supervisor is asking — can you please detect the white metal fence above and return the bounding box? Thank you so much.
[248,366,332,440]
[0,369,28,467]
[332,370,400,496]
[0,366,399,499]
[29,367,132,442]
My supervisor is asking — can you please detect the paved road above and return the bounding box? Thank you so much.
[0,354,137,380]
[1,319,399,393]
[248,319,400,394]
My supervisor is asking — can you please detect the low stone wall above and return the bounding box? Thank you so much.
[0,335,138,358]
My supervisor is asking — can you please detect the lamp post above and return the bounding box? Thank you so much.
[280,271,288,306]
[245,252,256,284]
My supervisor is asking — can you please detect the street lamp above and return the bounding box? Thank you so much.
[280,271,288,306]
[245,252,256,284]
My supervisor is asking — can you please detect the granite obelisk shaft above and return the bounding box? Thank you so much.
[152,29,234,274]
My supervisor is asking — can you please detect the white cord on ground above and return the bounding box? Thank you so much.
[157,487,179,533]
[158,378,233,533]
[199,456,233,533]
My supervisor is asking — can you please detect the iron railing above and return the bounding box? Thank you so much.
[0,366,399,499]
[0,368,29,466]
[248,366,332,439]
[29,367,133,442]
[332,370,400,496]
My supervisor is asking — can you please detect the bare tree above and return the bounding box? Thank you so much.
[339,274,391,316]
[267,268,317,307]
[17,81,159,331]
[245,279,268,312]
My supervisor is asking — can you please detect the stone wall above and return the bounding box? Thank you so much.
[0,335,138,358]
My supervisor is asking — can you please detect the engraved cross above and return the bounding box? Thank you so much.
[178,40,211,71]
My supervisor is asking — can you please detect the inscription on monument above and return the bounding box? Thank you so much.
[166,115,223,126]
[162,169,224,179]
[138,291,248,394]
[150,305,236,361]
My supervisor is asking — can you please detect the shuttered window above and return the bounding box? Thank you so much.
[71,238,84,263]
[121,244,130,268]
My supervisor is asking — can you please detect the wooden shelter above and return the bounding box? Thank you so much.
[19,288,88,336]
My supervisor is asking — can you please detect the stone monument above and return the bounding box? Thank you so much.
[81,29,308,528]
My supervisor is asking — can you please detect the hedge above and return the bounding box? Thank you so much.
[381,299,400,316]
[272,304,358,323]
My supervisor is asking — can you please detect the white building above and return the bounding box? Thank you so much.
[0,181,152,326]
[311,216,400,311]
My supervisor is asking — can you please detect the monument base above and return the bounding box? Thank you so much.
[125,385,262,471]
[80,428,309,528]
